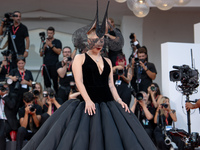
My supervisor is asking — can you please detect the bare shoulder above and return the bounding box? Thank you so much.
[73,53,85,65]
[104,57,112,66]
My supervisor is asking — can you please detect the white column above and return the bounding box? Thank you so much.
[194,22,200,44]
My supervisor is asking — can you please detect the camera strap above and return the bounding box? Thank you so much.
[19,70,25,80]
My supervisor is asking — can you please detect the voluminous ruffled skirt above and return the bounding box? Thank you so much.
[22,99,156,150]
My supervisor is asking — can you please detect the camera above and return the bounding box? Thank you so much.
[1,49,12,57]
[136,92,143,101]
[39,32,45,41]
[129,33,135,40]
[116,69,124,76]
[169,65,199,94]
[161,103,168,108]
[28,104,35,112]
[14,77,22,90]
[0,84,8,92]
[2,13,18,26]
[46,88,55,98]
[151,86,157,91]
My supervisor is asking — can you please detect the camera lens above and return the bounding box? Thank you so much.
[136,93,143,101]
[173,72,180,79]
[151,86,156,91]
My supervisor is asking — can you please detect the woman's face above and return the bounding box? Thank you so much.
[164,98,169,104]
[17,60,25,69]
[88,31,104,51]
[35,84,41,92]
[117,59,125,66]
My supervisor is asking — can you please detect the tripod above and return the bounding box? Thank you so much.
[35,39,53,89]
[0,24,18,54]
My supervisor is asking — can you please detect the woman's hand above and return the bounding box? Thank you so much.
[85,100,96,115]
[118,99,130,113]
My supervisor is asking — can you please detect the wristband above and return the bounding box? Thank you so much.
[145,69,149,72]
[26,49,29,52]
[51,46,55,49]
[116,98,121,102]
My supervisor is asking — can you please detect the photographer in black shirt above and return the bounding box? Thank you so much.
[131,47,157,93]
[0,11,30,66]
[56,46,74,104]
[16,92,42,150]
[0,50,14,81]
[40,26,62,93]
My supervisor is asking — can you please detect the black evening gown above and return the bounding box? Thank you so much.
[22,53,156,150]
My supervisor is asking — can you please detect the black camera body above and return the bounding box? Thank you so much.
[29,104,35,112]
[39,32,45,41]
[136,92,143,101]
[116,69,124,76]
[169,65,199,94]
[1,49,12,57]
[161,103,168,108]
[14,77,22,90]
[129,33,135,40]
[2,13,18,26]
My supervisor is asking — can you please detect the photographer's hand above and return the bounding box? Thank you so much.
[2,60,7,66]
[46,39,53,48]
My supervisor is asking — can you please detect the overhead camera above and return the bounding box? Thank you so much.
[129,33,135,40]
[39,32,45,41]
[169,65,199,95]
[2,13,18,26]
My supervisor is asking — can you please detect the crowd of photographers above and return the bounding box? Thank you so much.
[0,12,199,150]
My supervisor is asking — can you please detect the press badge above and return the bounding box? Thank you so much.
[12,35,16,39]
[115,80,122,85]
[66,72,72,76]
[165,125,172,131]
[21,84,27,89]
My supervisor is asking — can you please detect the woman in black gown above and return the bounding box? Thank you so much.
[22,1,156,150]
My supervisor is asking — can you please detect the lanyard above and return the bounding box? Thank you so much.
[12,26,20,35]
[19,70,25,80]
[4,63,10,74]
[68,64,71,71]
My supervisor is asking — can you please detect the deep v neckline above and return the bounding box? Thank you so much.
[86,53,105,75]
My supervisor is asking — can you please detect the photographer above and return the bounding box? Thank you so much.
[0,11,30,65]
[8,56,33,110]
[40,88,61,125]
[105,18,122,66]
[131,47,157,93]
[56,46,74,104]
[131,91,155,139]
[129,33,141,59]
[40,26,62,93]
[154,97,185,150]
[32,82,44,108]
[0,50,14,81]
[16,92,42,150]
[68,81,81,100]
[113,53,133,106]
[0,84,18,150]
[147,83,163,108]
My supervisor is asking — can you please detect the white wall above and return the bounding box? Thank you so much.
[194,23,200,44]
[161,42,200,133]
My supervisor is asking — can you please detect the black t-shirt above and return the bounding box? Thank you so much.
[43,39,62,66]
[8,23,29,55]
[18,104,42,132]
[56,61,74,87]
[131,62,157,93]
[135,103,156,129]
[0,61,15,81]
[9,68,33,92]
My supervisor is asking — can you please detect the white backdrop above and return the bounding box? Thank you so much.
[161,42,200,133]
